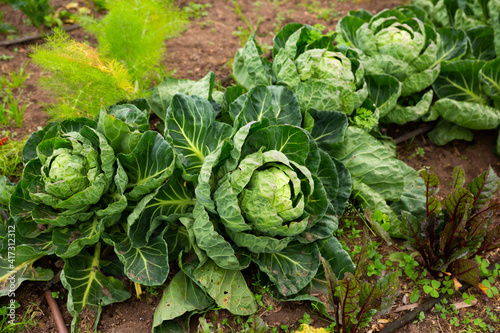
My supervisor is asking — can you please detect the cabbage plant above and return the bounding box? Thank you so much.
[232,23,428,236]
[0,102,185,330]
[151,83,356,330]
[336,6,441,97]
[427,58,500,146]
[233,24,368,116]
[412,0,500,31]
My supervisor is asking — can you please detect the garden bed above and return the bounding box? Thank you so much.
[1,1,499,333]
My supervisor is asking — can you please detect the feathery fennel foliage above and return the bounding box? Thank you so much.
[81,0,188,88]
[31,30,134,120]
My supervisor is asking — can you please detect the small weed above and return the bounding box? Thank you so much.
[0,301,39,332]
[2,89,30,127]
[440,277,455,296]
[422,279,441,298]
[254,294,264,307]
[0,132,26,178]
[183,2,212,19]
[414,311,425,323]
[298,0,339,21]
[280,324,290,333]
[232,0,263,45]
[409,147,425,158]
[410,288,420,303]
[462,291,476,305]
[299,312,311,325]
[1,62,30,90]
[450,316,460,327]
[479,278,499,297]
[389,252,420,281]
[145,286,159,297]
[8,63,30,89]
[0,55,13,61]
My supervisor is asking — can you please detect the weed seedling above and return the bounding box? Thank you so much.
[479,278,499,298]
[2,89,30,127]
[183,2,212,19]
[462,291,476,305]
[0,132,25,178]
[299,312,311,325]
[440,277,455,296]
[450,316,460,327]
[410,288,420,303]
[409,147,425,158]
[5,62,30,89]
[414,311,425,323]
[389,252,420,281]
[423,279,441,298]
[232,0,263,45]
[0,301,38,332]
[0,55,13,61]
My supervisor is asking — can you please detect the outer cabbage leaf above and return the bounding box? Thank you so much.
[328,127,426,236]
[364,74,402,117]
[428,119,475,145]
[435,27,468,63]
[118,131,176,200]
[433,60,489,104]
[0,228,54,296]
[60,246,131,330]
[153,270,213,329]
[194,260,257,315]
[166,93,232,180]
[252,242,320,296]
[102,231,169,286]
[431,98,500,129]
[230,85,302,129]
[148,71,220,122]
[127,171,195,248]
[233,34,273,90]
[382,90,434,124]
[402,63,440,96]
[466,26,497,60]
[479,58,500,101]
[52,215,107,259]
[330,127,405,201]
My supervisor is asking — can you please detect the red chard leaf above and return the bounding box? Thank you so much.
[422,170,440,216]
[452,166,466,189]
[452,258,479,286]
[337,272,360,325]
[443,188,472,222]
[440,204,469,255]
[468,167,499,210]
[475,224,500,255]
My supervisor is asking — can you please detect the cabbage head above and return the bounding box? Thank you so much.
[10,119,119,226]
[233,24,368,115]
[336,6,441,96]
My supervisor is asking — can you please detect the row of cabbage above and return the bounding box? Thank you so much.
[1,0,499,331]
[235,0,500,149]
[0,67,412,331]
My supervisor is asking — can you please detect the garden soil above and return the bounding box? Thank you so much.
[1,0,499,332]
